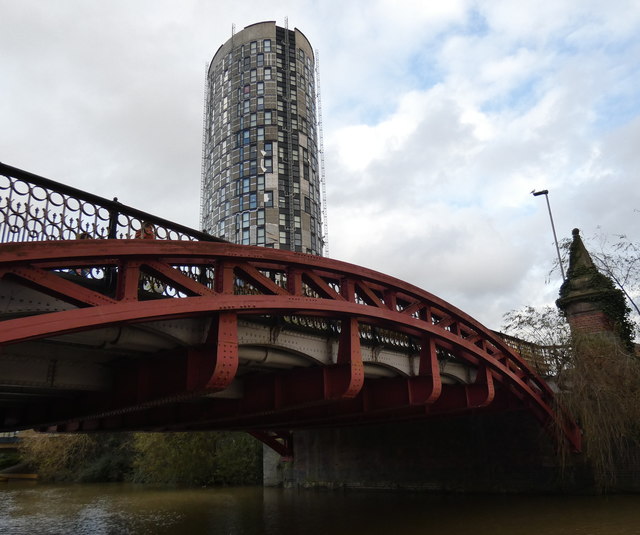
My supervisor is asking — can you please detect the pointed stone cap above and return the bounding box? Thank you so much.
[556,229,634,347]
[556,228,619,315]
[563,229,599,292]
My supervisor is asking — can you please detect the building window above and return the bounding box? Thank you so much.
[249,193,257,209]
[250,69,257,83]
[244,56,251,68]
[263,39,271,52]
[243,100,250,114]
[257,127,264,141]
[257,227,265,245]
[264,191,273,207]
[257,53,264,67]
[250,113,257,127]
[264,67,272,80]
[264,142,272,155]
[244,85,250,97]
[257,96,264,111]
[242,212,250,228]
[250,41,257,54]
[257,82,264,95]
[243,177,250,193]
[243,130,250,145]
[242,229,250,245]
[257,209,265,225]
[264,157,273,172]
[264,111,272,125]
[257,175,265,191]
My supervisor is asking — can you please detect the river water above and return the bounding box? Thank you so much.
[2,481,640,534]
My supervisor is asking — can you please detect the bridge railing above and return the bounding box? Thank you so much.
[495,331,569,377]
[0,162,223,244]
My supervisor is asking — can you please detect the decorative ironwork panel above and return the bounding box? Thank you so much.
[0,163,224,244]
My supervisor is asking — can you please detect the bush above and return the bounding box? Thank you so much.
[18,432,134,482]
[17,430,262,485]
[131,431,262,485]
[559,333,640,489]
[0,451,21,471]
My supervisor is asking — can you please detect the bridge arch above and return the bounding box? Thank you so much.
[0,239,581,452]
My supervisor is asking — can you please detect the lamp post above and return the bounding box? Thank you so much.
[532,189,566,281]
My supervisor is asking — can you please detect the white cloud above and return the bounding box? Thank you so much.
[1,0,639,330]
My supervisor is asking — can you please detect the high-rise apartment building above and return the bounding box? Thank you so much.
[201,21,324,255]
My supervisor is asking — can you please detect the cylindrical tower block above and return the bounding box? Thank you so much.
[201,21,323,255]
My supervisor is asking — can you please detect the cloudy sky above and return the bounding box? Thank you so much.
[1,0,639,330]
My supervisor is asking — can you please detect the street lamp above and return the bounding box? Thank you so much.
[531,189,566,281]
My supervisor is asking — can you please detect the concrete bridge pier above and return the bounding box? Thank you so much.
[264,412,584,493]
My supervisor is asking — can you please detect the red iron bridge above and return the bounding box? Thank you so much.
[0,162,581,456]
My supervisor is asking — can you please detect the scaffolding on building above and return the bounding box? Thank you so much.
[315,49,329,257]
[199,62,210,232]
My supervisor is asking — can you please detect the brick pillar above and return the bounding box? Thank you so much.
[556,228,626,339]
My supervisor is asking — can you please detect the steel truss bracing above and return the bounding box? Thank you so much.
[0,240,581,453]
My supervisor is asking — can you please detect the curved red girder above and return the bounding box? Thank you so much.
[0,239,581,451]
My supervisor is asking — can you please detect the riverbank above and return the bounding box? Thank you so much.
[0,462,38,482]
[14,430,262,486]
